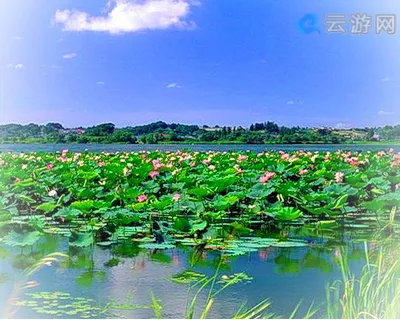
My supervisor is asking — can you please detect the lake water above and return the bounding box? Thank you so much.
[0,231,370,319]
[0,143,398,153]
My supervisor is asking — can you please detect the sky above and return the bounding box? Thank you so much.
[0,0,399,128]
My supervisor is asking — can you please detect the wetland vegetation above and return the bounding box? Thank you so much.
[0,148,399,318]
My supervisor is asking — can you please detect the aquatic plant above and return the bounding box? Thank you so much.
[1,149,398,250]
[326,208,400,319]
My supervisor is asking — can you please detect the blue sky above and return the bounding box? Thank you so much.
[0,0,399,128]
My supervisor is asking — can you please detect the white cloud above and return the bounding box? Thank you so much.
[377,110,395,116]
[13,36,23,40]
[53,0,197,35]
[286,100,303,105]
[166,82,182,89]
[97,81,105,85]
[381,77,390,82]
[62,53,78,59]
[6,63,24,70]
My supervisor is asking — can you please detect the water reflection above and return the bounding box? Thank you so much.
[0,234,370,319]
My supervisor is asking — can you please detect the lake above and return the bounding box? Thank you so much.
[0,231,368,319]
[0,143,398,153]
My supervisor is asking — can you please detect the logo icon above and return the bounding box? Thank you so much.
[297,13,321,34]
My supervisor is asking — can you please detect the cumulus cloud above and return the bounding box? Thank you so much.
[7,63,24,70]
[166,82,182,88]
[377,110,395,116]
[381,77,390,82]
[62,53,78,59]
[53,0,197,35]
[97,81,105,85]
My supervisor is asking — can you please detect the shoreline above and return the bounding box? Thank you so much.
[1,141,399,146]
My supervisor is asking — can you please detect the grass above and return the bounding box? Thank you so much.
[326,208,400,319]
[326,241,400,319]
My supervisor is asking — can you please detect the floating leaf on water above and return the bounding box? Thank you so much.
[217,272,253,284]
[2,230,40,247]
[344,224,372,229]
[132,237,154,243]
[138,243,176,250]
[170,270,207,283]
[222,249,248,256]
[175,238,197,246]
[316,220,338,230]
[271,241,307,248]
[96,241,114,247]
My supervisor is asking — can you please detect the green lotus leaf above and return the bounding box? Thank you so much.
[36,202,58,213]
[2,230,40,247]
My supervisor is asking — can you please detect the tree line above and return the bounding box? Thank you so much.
[0,121,399,144]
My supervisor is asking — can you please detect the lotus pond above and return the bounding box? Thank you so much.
[0,149,399,318]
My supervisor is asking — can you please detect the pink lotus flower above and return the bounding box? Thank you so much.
[137,194,147,203]
[234,165,244,174]
[172,194,182,202]
[152,159,163,170]
[281,153,290,160]
[299,169,308,175]
[391,160,400,168]
[335,172,345,183]
[238,155,248,162]
[208,165,216,170]
[190,161,196,167]
[259,171,276,183]
[345,157,359,166]
[349,159,358,166]
[46,163,54,170]
[98,162,105,167]
[202,159,211,165]
[389,148,395,153]
[149,171,159,179]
